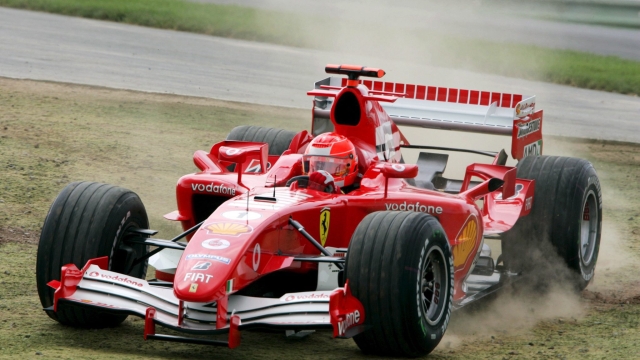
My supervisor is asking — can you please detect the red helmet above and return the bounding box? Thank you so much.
[304,133,358,187]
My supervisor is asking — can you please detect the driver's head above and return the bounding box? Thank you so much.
[303,132,358,187]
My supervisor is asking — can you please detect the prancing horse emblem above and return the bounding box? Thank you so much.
[320,208,330,246]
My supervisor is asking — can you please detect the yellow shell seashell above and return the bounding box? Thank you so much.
[205,222,252,236]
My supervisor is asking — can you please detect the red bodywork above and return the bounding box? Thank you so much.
[46,65,541,343]
[163,69,535,312]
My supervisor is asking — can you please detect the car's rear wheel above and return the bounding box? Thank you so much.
[226,125,296,156]
[501,155,602,290]
[36,182,149,327]
[345,211,454,357]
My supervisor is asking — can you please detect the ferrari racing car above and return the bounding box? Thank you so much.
[36,64,602,357]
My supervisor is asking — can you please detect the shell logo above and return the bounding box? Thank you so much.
[453,216,478,268]
[205,222,253,236]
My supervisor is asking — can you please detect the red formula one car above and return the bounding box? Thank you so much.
[36,64,602,357]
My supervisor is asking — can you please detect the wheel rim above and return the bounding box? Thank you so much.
[579,191,598,266]
[420,247,448,326]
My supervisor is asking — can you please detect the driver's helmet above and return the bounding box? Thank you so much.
[303,132,358,187]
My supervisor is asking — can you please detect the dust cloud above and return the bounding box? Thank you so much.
[247,0,548,86]
[443,232,586,346]
[446,283,583,342]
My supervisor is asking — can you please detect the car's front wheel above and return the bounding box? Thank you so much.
[345,211,454,357]
[36,182,149,327]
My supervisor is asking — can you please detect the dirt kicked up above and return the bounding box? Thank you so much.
[1,77,639,359]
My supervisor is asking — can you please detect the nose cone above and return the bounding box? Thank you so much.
[173,253,231,302]
[173,229,245,302]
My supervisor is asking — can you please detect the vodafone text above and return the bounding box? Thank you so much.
[338,310,361,336]
[88,272,143,288]
[284,293,330,302]
[385,202,443,214]
[191,182,236,196]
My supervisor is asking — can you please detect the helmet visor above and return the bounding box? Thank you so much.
[303,155,350,178]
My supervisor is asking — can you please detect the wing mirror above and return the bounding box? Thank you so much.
[377,163,418,179]
[373,162,418,198]
[216,141,268,189]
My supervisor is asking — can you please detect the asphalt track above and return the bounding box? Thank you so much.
[0,7,639,143]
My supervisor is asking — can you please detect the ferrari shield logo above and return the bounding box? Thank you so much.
[320,208,330,246]
[189,283,198,293]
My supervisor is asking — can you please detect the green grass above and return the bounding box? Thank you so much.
[431,37,640,95]
[1,0,640,96]
[0,78,308,232]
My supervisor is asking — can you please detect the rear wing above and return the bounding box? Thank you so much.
[311,77,543,161]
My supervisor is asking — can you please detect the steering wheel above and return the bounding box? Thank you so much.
[286,175,309,188]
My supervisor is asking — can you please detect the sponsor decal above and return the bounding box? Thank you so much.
[191,182,236,195]
[202,238,230,250]
[189,283,198,293]
[283,293,330,302]
[337,310,361,337]
[191,261,211,270]
[186,253,231,265]
[222,210,261,221]
[204,222,253,236]
[516,118,541,138]
[184,272,213,283]
[523,140,542,158]
[391,163,405,172]
[375,122,395,161]
[252,243,261,272]
[226,279,234,293]
[515,101,535,117]
[88,271,143,288]
[332,249,347,258]
[320,208,330,246]
[225,148,240,156]
[525,197,533,211]
[385,201,443,214]
[453,216,478,268]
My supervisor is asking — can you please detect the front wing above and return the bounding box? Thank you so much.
[46,258,366,347]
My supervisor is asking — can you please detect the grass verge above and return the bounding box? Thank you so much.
[0,77,308,232]
[1,78,640,359]
[1,0,640,96]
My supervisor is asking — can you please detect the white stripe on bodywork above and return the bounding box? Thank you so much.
[66,265,335,331]
[229,189,312,210]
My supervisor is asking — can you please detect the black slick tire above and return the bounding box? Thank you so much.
[36,182,149,327]
[345,211,454,357]
[501,156,602,291]
[226,125,296,156]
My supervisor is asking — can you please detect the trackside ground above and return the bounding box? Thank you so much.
[1,78,639,359]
